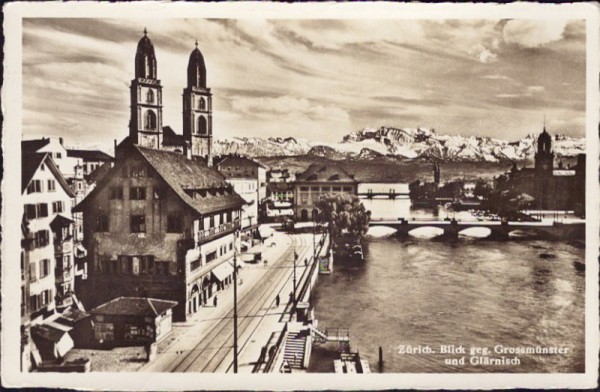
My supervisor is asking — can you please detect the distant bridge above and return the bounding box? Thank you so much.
[369,218,586,240]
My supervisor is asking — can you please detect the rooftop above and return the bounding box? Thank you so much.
[90,297,178,317]
[296,163,356,183]
[67,149,114,162]
[75,144,245,215]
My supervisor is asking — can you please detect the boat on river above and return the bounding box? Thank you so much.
[333,351,371,373]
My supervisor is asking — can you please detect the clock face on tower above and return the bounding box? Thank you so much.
[542,163,549,170]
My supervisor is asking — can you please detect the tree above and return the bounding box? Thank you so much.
[314,193,370,249]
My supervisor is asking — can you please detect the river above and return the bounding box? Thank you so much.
[308,199,586,373]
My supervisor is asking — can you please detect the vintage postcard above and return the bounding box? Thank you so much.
[2,1,599,390]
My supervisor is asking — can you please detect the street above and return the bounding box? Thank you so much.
[141,230,317,372]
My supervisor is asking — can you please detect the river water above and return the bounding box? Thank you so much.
[308,198,586,373]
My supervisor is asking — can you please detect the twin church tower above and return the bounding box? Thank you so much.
[128,29,213,164]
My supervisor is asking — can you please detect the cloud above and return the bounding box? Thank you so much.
[478,47,498,63]
[527,85,545,93]
[503,20,570,48]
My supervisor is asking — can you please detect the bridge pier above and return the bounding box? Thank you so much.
[488,222,510,240]
[442,219,459,239]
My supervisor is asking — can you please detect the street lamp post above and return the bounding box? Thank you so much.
[292,250,297,306]
[233,234,239,373]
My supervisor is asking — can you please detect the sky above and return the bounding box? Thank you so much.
[22,18,586,152]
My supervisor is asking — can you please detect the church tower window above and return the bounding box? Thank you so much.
[146,89,154,103]
[199,97,206,110]
[197,116,207,135]
[145,110,157,130]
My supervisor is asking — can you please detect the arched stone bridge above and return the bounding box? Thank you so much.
[369,218,586,240]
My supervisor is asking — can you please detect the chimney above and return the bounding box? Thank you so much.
[114,139,117,158]
[59,137,64,145]
[184,141,192,160]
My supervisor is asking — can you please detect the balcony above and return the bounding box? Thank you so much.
[197,220,240,245]
[55,267,73,284]
[54,240,72,255]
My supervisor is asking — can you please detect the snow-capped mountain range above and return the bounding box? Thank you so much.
[213,126,585,162]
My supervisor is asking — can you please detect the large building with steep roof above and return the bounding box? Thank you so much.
[293,163,358,221]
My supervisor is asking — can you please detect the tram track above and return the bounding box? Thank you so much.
[164,234,313,372]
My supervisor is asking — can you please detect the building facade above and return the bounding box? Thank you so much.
[216,156,268,230]
[293,164,358,221]
[23,152,77,319]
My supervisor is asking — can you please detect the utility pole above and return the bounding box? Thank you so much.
[233,239,239,373]
[292,250,297,306]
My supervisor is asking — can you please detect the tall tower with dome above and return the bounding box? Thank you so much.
[182,41,213,165]
[128,29,164,149]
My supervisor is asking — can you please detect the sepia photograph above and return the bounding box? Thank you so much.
[2,2,599,390]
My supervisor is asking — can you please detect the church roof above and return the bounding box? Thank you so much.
[162,126,187,147]
[136,30,156,58]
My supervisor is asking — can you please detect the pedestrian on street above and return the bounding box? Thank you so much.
[213,295,218,307]
[275,294,280,307]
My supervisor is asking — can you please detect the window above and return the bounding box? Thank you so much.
[119,255,130,274]
[110,186,123,200]
[191,259,201,271]
[146,89,154,103]
[153,186,166,200]
[311,186,319,191]
[333,187,341,192]
[33,230,50,248]
[27,180,42,194]
[41,289,52,306]
[301,194,308,204]
[129,166,145,178]
[96,215,109,232]
[199,97,206,110]
[322,186,330,192]
[30,295,40,312]
[206,251,217,263]
[145,110,157,130]
[52,201,64,214]
[130,186,146,200]
[227,211,232,223]
[197,116,207,135]
[25,204,40,220]
[47,180,56,192]
[343,187,352,192]
[167,215,183,233]
[56,152,62,159]
[300,186,309,191]
[37,203,49,217]
[209,215,215,228]
[39,259,51,278]
[29,263,37,282]
[131,215,146,233]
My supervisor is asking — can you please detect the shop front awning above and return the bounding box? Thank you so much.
[211,261,234,282]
